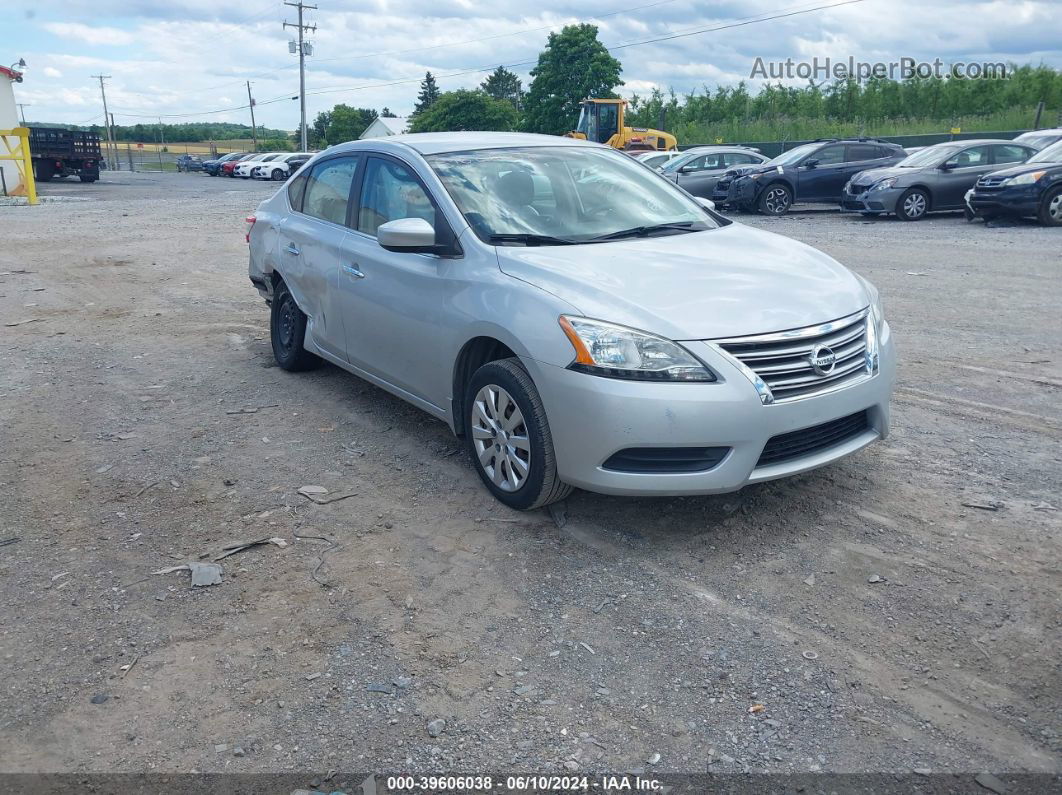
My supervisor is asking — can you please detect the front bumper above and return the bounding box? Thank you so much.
[525,325,895,496]
[840,186,904,214]
[967,184,1041,217]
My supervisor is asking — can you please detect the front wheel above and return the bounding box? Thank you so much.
[270,280,322,372]
[896,188,929,221]
[465,359,572,511]
[1038,186,1062,226]
[758,183,792,215]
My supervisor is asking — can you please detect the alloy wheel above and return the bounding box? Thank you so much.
[903,192,927,218]
[1049,193,1062,222]
[764,187,790,214]
[470,385,531,493]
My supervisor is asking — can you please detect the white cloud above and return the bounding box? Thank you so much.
[43,67,63,78]
[10,0,1060,130]
[43,22,136,46]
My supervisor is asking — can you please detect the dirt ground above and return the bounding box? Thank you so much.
[1,171,1059,782]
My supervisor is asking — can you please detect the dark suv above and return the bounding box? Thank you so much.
[713,138,907,215]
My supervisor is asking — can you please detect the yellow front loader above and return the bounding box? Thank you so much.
[565,98,677,152]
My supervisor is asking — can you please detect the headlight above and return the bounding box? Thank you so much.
[860,279,885,375]
[1004,170,1046,186]
[559,316,716,382]
[871,177,897,191]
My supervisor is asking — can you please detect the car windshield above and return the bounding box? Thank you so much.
[897,145,959,168]
[426,146,717,245]
[660,151,702,174]
[767,143,820,166]
[1030,140,1062,163]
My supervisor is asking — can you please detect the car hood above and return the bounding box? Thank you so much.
[495,223,869,340]
[851,165,920,185]
[981,161,1059,179]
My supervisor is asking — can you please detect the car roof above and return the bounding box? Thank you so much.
[924,139,1029,148]
[1018,128,1062,136]
[325,131,602,156]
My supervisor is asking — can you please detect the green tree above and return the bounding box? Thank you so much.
[522,24,623,135]
[408,89,519,133]
[380,107,397,118]
[309,110,332,148]
[324,105,378,144]
[480,66,523,110]
[414,72,441,115]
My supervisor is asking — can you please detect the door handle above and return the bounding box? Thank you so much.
[343,264,365,279]
[285,243,301,256]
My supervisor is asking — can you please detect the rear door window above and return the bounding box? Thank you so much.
[302,156,360,226]
[847,144,882,162]
[992,144,1032,165]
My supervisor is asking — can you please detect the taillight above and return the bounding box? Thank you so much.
[245,216,256,243]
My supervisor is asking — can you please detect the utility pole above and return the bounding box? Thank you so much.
[16,103,30,124]
[92,75,116,170]
[246,81,259,152]
[110,112,119,170]
[283,1,316,151]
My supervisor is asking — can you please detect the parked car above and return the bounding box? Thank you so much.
[1013,128,1062,151]
[246,133,894,509]
[713,138,907,215]
[203,152,246,176]
[965,139,1062,226]
[175,154,204,172]
[661,146,770,198]
[252,152,312,181]
[222,153,259,177]
[235,153,282,178]
[841,139,1037,221]
[633,150,686,170]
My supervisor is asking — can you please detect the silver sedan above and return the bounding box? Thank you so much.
[247,133,895,509]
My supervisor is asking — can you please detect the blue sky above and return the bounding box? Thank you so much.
[4,0,1060,131]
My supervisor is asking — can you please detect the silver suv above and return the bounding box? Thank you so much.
[247,133,895,510]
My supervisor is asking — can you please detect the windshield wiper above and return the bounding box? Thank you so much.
[588,221,700,242]
[487,233,577,246]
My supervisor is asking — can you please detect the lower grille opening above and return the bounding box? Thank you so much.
[756,410,870,468]
[602,446,730,474]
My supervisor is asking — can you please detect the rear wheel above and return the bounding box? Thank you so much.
[270,280,322,372]
[896,188,929,221]
[1038,186,1062,226]
[272,168,284,181]
[465,358,572,511]
[34,161,55,182]
[758,183,792,215]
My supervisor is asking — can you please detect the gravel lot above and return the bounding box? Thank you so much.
[1,171,1059,783]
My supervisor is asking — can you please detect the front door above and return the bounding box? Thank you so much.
[796,143,848,201]
[278,154,361,360]
[338,155,454,410]
[936,145,995,208]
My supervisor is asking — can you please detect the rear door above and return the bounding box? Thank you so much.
[796,144,848,201]
[276,154,361,361]
[844,143,891,185]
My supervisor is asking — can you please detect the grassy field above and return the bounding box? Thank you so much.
[111,139,257,155]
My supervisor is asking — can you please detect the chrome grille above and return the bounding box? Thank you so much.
[977,175,1008,188]
[711,309,871,403]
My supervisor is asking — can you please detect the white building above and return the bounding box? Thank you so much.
[0,64,26,196]
[359,116,410,139]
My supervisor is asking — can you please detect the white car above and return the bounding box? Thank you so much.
[634,150,686,170]
[234,153,283,179]
[252,153,313,181]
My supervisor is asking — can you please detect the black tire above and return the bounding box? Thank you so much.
[1037,186,1062,227]
[464,358,572,511]
[79,175,97,183]
[757,182,792,215]
[34,161,55,182]
[896,188,930,221]
[271,168,284,181]
[270,280,322,372]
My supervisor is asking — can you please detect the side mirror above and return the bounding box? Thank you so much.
[377,217,436,252]
[695,197,716,212]
[678,165,695,173]
[939,161,956,170]
[802,158,819,169]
